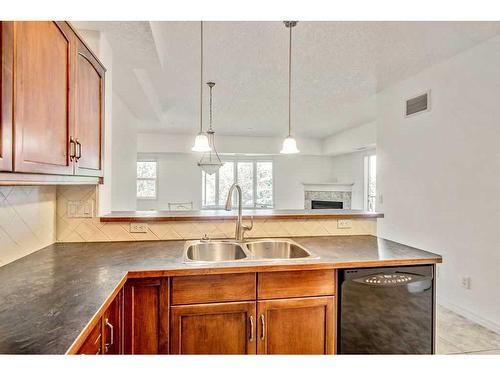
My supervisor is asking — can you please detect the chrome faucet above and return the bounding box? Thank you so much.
[225,183,253,241]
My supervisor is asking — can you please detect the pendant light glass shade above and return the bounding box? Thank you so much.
[191,132,211,152]
[198,82,223,174]
[280,135,300,154]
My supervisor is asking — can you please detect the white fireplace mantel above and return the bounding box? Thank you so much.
[302,182,354,192]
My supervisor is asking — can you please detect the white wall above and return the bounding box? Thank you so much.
[329,150,375,210]
[377,35,500,332]
[137,153,202,210]
[323,121,376,156]
[111,95,138,211]
[136,153,336,210]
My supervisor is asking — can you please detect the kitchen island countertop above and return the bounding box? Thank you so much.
[0,235,441,354]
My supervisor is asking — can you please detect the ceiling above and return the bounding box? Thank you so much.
[73,21,500,139]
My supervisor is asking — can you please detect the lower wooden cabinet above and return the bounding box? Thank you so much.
[170,301,256,354]
[103,289,123,354]
[170,297,334,355]
[77,319,102,355]
[257,297,334,354]
[73,270,336,355]
[123,278,169,354]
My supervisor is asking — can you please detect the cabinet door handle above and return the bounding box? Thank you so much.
[249,315,254,342]
[260,314,265,341]
[69,137,76,161]
[105,318,114,352]
[76,139,82,161]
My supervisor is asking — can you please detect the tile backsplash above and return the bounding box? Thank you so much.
[0,186,56,266]
[56,186,376,243]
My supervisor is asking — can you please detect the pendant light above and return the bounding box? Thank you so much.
[280,21,300,154]
[191,21,211,152]
[198,82,223,175]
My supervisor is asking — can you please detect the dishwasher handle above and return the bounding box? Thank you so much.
[352,272,431,287]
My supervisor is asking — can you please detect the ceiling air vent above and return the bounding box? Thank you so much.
[405,91,430,117]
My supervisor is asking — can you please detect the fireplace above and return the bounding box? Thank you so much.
[311,200,344,209]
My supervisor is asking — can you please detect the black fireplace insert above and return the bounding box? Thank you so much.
[311,200,343,209]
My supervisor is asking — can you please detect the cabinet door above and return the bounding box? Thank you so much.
[123,278,169,354]
[0,22,13,171]
[170,302,257,354]
[77,319,102,355]
[74,39,104,177]
[257,297,334,354]
[13,21,74,175]
[103,289,123,354]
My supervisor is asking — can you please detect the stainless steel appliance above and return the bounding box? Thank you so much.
[338,265,434,354]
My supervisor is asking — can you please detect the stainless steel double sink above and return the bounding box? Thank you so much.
[183,238,315,263]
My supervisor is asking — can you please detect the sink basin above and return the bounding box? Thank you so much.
[245,239,312,260]
[185,241,247,262]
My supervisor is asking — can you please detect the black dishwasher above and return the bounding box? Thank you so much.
[338,265,434,354]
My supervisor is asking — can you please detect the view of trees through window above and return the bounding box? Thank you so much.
[202,160,273,208]
[366,155,376,212]
[137,161,157,199]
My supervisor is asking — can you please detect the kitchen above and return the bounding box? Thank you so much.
[1,1,500,372]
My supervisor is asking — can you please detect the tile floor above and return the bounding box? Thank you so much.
[436,305,500,354]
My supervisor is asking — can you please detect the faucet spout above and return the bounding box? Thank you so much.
[224,183,253,241]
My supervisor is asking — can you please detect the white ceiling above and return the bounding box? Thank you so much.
[74,21,500,139]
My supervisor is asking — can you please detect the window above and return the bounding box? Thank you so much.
[202,160,274,209]
[365,155,376,212]
[137,160,157,199]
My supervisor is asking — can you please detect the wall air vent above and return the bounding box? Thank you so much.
[405,91,430,117]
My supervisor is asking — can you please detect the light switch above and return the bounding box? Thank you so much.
[67,200,93,218]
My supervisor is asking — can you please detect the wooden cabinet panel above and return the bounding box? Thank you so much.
[0,22,13,171]
[77,319,102,355]
[123,278,169,354]
[171,273,256,305]
[170,301,256,354]
[74,40,104,177]
[103,289,123,354]
[13,21,74,175]
[257,297,334,354]
[258,270,335,299]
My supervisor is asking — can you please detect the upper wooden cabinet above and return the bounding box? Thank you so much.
[13,21,74,175]
[0,21,13,171]
[74,39,105,177]
[0,21,105,180]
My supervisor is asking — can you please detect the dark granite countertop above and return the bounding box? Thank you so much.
[0,235,441,354]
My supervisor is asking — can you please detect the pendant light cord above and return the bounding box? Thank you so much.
[209,84,213,131]
[200,21,204,133]
[288,23,292,137]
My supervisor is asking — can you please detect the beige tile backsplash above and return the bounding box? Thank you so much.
[0,186,56,266]
[56,186,377,243]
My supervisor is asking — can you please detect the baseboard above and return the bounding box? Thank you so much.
[438,298,500,335]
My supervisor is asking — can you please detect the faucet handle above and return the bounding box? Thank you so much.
[243,216,254,231]
[201,233,210,241]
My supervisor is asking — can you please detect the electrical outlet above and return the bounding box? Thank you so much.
[337,219,352,229]
[67,200,93,218]
[130,223,148,233]
[461,276,471,290]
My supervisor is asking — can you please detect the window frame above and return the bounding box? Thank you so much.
[201,157,275,210]
[136,159,158,200]
[363,154,376,212]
